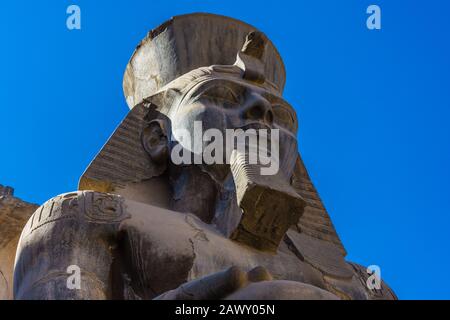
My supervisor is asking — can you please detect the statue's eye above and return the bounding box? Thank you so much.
[272,105,296,130]
[201,86,239,105]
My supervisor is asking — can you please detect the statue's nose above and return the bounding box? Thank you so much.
[242,93,273,125]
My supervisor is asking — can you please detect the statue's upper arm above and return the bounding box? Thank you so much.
[14,191,130,299]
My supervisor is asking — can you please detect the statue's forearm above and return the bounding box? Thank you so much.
[13,191,127,300]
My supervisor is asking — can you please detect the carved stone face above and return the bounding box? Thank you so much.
[169,74,299,178]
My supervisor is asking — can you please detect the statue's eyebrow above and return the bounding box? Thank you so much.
[193,78,293,112]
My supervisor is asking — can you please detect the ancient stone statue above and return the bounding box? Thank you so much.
[11,13,396,300]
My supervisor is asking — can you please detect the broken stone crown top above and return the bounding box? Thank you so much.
[123,13,286,109]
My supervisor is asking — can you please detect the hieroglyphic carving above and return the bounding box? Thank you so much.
[24,191,128,237]
[81,191,127,223]
[26,193,79,235]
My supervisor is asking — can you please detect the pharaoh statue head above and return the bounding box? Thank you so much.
[79,13,346,254]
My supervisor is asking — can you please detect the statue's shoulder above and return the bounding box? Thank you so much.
[14,191,131,299]
[21,191,130,240]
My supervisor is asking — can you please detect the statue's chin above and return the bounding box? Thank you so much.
[225,280,340,300]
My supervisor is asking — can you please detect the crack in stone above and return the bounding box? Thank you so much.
[184,214,209,242]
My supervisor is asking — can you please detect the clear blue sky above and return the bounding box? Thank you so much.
[1,0,449,299]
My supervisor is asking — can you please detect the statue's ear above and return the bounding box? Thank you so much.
[78,100,171,193]
[141,118,170,165]
[79,88,180,193]
[139,87,182,166]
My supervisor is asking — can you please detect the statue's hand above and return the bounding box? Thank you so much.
[154,266,339,300]
[154,266,273,300]
[225,280,340,300]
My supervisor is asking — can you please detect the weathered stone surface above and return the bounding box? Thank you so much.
[123,13,285,108]
[230,150,305,251]
[0,185,38,299]
[285,230,353,279]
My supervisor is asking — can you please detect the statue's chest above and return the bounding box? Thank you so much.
[186,231,307,284]
[122,211,306,298]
